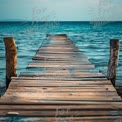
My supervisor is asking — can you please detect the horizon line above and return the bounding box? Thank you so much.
[0,20,122,22]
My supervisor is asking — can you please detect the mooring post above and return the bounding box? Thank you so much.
[4,37,17,89]
[107,39,120,86]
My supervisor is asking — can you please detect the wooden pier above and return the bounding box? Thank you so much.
[0,34,122,121]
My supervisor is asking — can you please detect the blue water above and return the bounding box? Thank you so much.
[0,22,122,86]
[0,21,122,121]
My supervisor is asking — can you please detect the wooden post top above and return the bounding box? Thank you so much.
[110,39,120,49]
[4,37,17,50]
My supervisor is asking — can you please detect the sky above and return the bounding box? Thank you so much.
[0,0,122,21]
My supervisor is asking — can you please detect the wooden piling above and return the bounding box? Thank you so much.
[107,39,120,86]
[4,37,17,89]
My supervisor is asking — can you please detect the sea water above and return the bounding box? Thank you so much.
[0,21,122,121]
[0,22,121,87]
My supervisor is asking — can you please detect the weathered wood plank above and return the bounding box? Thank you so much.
[19,72,104,78]
[0,109,122,117]
[0,100,122,105]
[32,57,90,62]
[28,64,95,69]
[4,91,118,99]
[37,49,83,53]
[29,61,92,65]
[10,79,111,85]
[1,104,122,110]
[1,96,120,103]
[4,93,119,100]
[11,76,108,81]
[6,90,118,96]
[9,84,115,91]
[7,86,116,92]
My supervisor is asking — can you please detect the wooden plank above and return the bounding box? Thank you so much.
[7,86,116,92]
[21,69,98,73]
[35,53,86,56]
[33,54,88,59]
[1,104,122,110]
[4,93,119,100]
[13,77,107,81]
[38,49,79,52]
[42,69,99,73]
[28,64,95,69]
[6,89,118,96]
[10,79,111,85]
[36,51,80,54]
[37,50,81,53]
[40,47,79,50]
[7,87,117,94]
[29,62,92,65]
[37,50,82,53]
[1,96,120,103]
[0,99,122,105]
[32,57,89,61]
[0,110,122,117]
[33,56,88,60]
[19,72,104,78]
[34,55,87,59]
[11,76,108,81]
[4,91,119,97]
[9,81,114,88]
[30,60,92,65]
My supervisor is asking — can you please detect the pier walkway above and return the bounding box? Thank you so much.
[0,34,122,121]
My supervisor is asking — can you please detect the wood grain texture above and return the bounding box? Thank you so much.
[107,39,120,86]
[4,37,17,88]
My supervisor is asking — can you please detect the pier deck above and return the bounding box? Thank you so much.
[0,34,122,121]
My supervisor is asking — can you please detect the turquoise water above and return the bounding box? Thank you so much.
[0,22,122,86]
[0,22,121,87]
[0,21,122,121]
